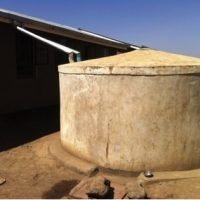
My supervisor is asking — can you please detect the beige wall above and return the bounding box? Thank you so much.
[59,73,200,172]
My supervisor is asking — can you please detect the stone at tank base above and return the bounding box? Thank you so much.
[66,168,200,199]
[69,176,126,199]
[0,177,6,185]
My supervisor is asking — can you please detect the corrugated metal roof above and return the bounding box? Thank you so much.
[0,8,141,50]
[0,8,80,32]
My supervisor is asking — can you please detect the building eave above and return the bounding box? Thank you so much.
[0,8,140,50]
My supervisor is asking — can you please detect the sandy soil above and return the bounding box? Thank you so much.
[0,133,83,199]
[0,107,200,199]
[0,107,84,199]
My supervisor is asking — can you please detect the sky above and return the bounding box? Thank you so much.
[0,0,200,57]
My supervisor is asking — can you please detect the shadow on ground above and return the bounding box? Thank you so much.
[0,105,60,151]
[42,180,79,199]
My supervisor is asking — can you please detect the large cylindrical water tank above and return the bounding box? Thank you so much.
[58,49,200,172]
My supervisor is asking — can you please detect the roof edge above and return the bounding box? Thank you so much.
[0,8,140,50]
[58,65,200,76]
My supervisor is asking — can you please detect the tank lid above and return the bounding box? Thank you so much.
[58,49,200,75]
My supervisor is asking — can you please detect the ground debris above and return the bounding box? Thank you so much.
[69,175,111,199]
[0,177,6,185]
[124,181,146,199]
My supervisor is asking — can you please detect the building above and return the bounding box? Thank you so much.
[0,8,140,114]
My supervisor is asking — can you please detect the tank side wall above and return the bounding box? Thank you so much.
[59,73,200,172]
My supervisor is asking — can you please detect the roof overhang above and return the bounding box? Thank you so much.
[0,9,140,50]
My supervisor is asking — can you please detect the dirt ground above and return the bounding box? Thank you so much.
[0,107,84,199]
[0,132,84,199]
[1,107,200,199]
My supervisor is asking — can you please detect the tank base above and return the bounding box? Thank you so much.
[48,133,98,176]
[49,133,141,177]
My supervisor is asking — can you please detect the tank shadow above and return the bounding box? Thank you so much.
[42,180,79,199]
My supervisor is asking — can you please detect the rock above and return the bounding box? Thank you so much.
[125,181,146,199]
[69,176,111,199]
[86,176,111,198]
[0,177,6,185]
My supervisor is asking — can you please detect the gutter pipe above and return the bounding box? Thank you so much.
[16,26,81,62]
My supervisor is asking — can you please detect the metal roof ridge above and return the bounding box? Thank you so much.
[0,8,141,49]
[78,28,140,48]
[0,8,80,32]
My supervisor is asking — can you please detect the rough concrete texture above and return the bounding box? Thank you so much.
[59,49,200,75]
[137,168,200,184]
[59,49,200,172]
[59,74,200,172]
[49,133,98,176]
[137,169,200,199]
[145,178,200,199]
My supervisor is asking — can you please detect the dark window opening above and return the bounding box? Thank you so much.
[104,48,109,57]
[16,32,36,79]
[35,41,49,66]
[55,49,67,65]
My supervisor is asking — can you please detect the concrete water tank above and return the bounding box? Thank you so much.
[58,49,200,172]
